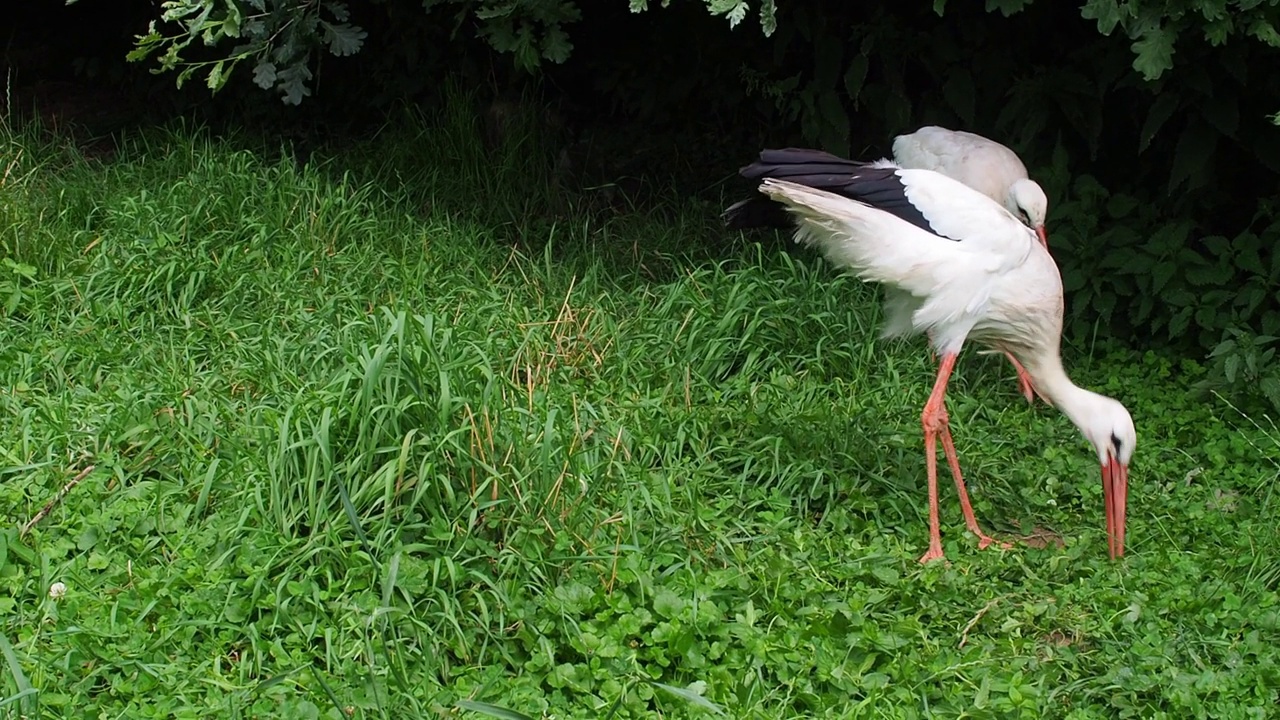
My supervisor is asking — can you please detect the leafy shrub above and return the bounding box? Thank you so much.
[128,0,369,104]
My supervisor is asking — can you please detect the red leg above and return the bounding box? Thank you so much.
[918,353,956,564]
[919,353,1010,564]
[939,426,1010,551]
[1004,352,1036,404]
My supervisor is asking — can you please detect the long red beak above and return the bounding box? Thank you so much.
[1035,225,1049,249]
[1102,458,1128,560]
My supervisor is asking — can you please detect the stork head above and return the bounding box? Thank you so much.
[1007,179,1049,249]
[1066,392,1135,561]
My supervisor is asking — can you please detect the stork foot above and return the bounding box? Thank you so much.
[975,534,1014,551]
[918,545,947,564]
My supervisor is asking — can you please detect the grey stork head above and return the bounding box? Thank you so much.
[1007,179,1049,248]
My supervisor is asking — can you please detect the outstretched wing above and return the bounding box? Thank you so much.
[725,148,1031,248]
[756,178,1038,352]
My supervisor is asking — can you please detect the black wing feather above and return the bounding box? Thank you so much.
[723,148,951,240]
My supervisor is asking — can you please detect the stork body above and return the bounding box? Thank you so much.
[892,125,1050,248]
[725,148,1039,404]
[727,155,1135,563]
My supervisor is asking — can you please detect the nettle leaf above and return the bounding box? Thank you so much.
[1209,335,1238,358]
[321,21,366,56]
[1061,266,1086,292]
[1151,260,1177,295]
[1131,26,1176,81]
[1224,352,1242,382]
[1107,193,1140,219]
[1080,0,1122,35]
[844,55,870,102]
[1139,93,1179,152]
[1233,233,1265,274]
[1099,244,1139,271]
[1168,306,1193,337]
[1234,230,1262,254]
[1164,287,1196,306]
[1261,376,1280,410]
[1134,292,1154,323]
[1128,249,1157,273]
[1072,171,1107,203]
[1237,282,1267,314]
[1185,260,1233,286]
[1095,289,1117,320]
[1203,234,1232,257]
[1169,118,1218,192]
[1143,221,1192,256]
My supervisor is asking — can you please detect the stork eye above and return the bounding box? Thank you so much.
[1110,432,1124,454]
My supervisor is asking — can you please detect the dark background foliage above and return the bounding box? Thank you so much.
[5,0,1280,408]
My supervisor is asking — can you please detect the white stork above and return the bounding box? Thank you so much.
[725,148,1040,404]
[724,150,1135,563]
[892,125,1050,249]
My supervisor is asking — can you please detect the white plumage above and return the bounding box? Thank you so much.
[732,162,1135,563]
[768,169,1038,354]
[893,125,1050,249]
[723,146,1043,402]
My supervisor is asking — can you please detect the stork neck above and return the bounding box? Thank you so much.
[1022,352,1103,431]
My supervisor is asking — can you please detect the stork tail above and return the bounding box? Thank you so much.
[723,148,881,230]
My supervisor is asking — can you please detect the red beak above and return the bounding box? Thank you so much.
[1102,457,1128,560]
[1035,225,1049,249]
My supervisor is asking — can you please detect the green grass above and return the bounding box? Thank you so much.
[1,96,1278,719]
